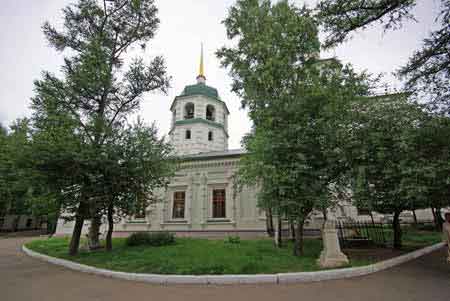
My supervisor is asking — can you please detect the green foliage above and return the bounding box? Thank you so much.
[344,95,426,214]
[316,0,416,48]
[346,95,450,215]
[29,0,173,253]
[125,231,175,247]
[341,92,450,248]
[226,235,241,244]
[218,0,374,256]
[316,0,450,108]
[27,237,328,274]
[26,231,439,275]
[415,223,438,232]
[0,119,34,216]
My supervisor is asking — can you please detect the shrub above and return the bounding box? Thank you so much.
[226,235,241,244]
[416,223,437,232]
[125,232,175,247]
[148,232,176,246]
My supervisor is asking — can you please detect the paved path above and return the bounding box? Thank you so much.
[2,237,450,301]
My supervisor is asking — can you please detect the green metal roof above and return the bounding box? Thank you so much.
[169,82,230,114]
[180,83,220,99]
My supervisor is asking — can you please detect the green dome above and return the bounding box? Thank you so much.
[180,83,220,100]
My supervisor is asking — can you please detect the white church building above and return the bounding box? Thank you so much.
[56,53,435,238]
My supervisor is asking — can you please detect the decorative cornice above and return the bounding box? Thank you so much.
[169,118,229,138]
[178,158,240,170]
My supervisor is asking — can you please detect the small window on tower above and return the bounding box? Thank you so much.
[185,129,191,139]
[208,131,213,141]
[184,103,195,119]
[206,105,215,121]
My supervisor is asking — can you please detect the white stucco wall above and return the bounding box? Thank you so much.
[169,95,229,156]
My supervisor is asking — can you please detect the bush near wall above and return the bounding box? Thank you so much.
[125,232,175,247]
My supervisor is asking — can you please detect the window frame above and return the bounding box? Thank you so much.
[172,191,186,219]
[134,203,147,219]
[212,188,226,219]
[206,104,216,121]
[184,102,195,119]
[185,129,191,140]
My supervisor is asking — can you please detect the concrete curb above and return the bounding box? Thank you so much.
[22,242,445,285]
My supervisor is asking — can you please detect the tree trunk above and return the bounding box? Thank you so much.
[290,219,296,242]
[69,204,86,256]
[106,204,114,251]
[435,207,444,232]
[265,208,274,237]
[12,215,19,232]
[277,215,283,247]
[49,210,61,235]
[392,210,402,250]
[369,212,375,225]
[293,217,304,256]
[412,209,418,227]
[431,207,438,229]
[88,215,102,250]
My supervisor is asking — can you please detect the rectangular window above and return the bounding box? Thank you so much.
[212,189,226,218]
[185,130,191,139]
[172,191,186,219]
[134,206,146,219]
[134,195,147,219]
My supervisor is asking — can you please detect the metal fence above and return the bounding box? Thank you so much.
[336,221,387,248]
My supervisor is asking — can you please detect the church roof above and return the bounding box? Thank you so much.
[170,83,230,114]
[170,45,230,114]
[180,149,247,161]
[180,83,220,100]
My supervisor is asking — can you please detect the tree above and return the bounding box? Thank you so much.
[412,114,450,230]
[95,119,175,251]
[0,123,10,217]
[343,94,428,249]
[316,0,450,108]
[33,0,170,255]
[0,119,33,220]
[218,0,373,256]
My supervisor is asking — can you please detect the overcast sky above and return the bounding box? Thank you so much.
[0,0,440,149]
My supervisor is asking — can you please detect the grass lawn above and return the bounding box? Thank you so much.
[389,227,443,250]
[25,228,442,275]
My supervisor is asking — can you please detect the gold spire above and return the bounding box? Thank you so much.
[197,43,205,82]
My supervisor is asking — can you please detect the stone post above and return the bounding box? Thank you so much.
[273,215,279,247]
[318,219,349,268]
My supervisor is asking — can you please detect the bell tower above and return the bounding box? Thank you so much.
[169,45,229,156]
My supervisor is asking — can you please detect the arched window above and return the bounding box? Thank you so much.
[206,104,215,121]
[208,131,213,141]
[185,129,191,139]
[184,102,195,119]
